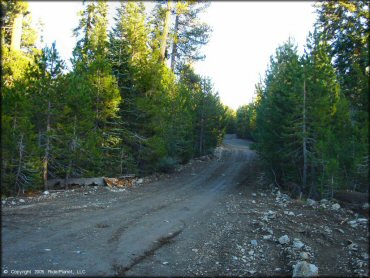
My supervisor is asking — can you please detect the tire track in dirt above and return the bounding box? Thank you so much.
[2,135,258,276]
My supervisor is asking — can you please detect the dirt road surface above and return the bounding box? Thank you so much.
[2,135,369,276]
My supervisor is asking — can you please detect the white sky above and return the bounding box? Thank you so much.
[29,1,316,110]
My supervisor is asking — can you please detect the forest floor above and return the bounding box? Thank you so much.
[2,135,369,277]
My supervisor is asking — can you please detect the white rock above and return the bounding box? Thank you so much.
[275,268,281,271]
[306,199,316,206]
[357,218,368,224]
[250,240,258,246]
[252,200,256,204]
[300,252,309,260]
[248,250,254,255]
[137,178,144,184]
[278,235,290,245]
[281,194,291,201]
[348,243,358,251]
[293,261,318,277]
[43,191,50,195]
[331,203,341,210]
[248,270,256,275]
[19,199,25,203]
[2,200,6,205]
[348,220,358,228]
[263,235,272,240]
[320,199,328,204]
[361,203,369,210]
[262,215,269,221]
[293,239,305,249]
[191,248,198,252]
[162,261,169,265]
[232,256,238,260]
[252,193,257,197]
[11,201,16,205]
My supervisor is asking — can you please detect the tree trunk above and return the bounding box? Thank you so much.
[302,79,307,190]
[120,148,124,175]
[199,85,205,155]
[170,13,179,71]
[11,13,23,50]
[160,1,172,61]
[95,73,101,129]
[14,134,24,195]
[65,116,77,189]
[199,117,204,155]
[43,100,51,191]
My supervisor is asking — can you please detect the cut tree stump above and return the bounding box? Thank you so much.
[104,177,134,188]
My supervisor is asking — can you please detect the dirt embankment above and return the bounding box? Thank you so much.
[2,135,369,277]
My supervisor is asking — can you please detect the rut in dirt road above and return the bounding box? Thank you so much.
[2,134,258,276]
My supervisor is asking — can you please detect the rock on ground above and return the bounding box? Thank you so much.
[292,261,318,277]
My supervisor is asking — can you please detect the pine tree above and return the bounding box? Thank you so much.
[2,80,41,195]
[254,39,304,189]
[71,0,120,175]
[170,1,211,73]
[236,104,256,140]
[26,42,65,189]
[1,1,41,195]
[315,0,369,191]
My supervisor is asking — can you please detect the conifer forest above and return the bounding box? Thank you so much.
[2,1,225,195]
[2,1,369,277]
[1,0,368,200]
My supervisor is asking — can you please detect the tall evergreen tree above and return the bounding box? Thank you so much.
[71,0,120,175]
[1,1,41,195]
[254,39,304,188]
[170,1,211,73]
[26,42,65,189]
[315,0,369,191]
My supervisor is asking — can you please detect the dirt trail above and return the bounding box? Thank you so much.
[1,135,368,276]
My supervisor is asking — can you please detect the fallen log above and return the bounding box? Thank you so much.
[119,174,136,179]
[333,190,369,217]
[333,190,368,204]
[46,177,105,189]
[47,175,137,189]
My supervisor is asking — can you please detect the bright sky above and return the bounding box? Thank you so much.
[29,1,316,110]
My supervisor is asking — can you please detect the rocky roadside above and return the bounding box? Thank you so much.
[188,184,369,277]
[1,152,368,277]
[1,154,213,209]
